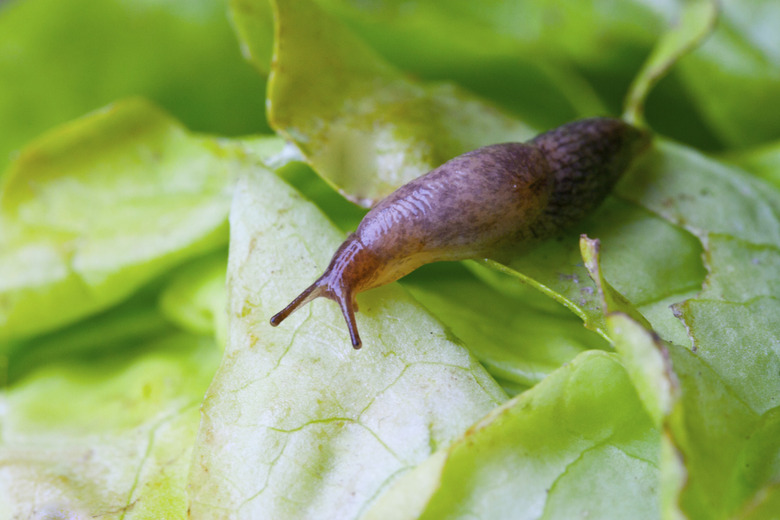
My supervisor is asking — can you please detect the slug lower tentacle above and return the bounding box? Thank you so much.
[270,117,650,348]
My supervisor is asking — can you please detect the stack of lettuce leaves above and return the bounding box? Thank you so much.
[1,0,779,518]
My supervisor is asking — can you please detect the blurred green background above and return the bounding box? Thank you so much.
[3,0,779,181]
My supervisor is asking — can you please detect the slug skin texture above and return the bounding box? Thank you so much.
[271,117,650,348]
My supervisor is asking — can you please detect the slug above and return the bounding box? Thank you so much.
[270,117,650,348]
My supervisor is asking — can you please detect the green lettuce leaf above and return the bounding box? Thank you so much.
[478,190,706,345]
[0,98,237,342]
[402,263,608,393]
[725,139,780,188]
[256,0,535,206]
[158,250,229,347]
[3,285,170,386]
[0,0,268,175]
[668,236,780,517]
[617,140,780,246]
[230,0,612,130]
[361,350,659,520]
[0,323,220,518]
[581,213,780,519]
[225,5,780,516]
[2,0,780,517]
[675,0,780,147]
[232,0,669,82]
[187,167,506,518]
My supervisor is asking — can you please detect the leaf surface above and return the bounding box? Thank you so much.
[0,99,238,341]
[0,326,220,519]
[187,167,506,518]
[257,0,534,206]
[362,351,659,520]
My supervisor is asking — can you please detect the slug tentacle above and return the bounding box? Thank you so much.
[269,280,325,327]
[270,117,650,349]
[270,274,362,348]
[337,293,361,349]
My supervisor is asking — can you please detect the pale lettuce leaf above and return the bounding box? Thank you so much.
[0,327,220,519]
[361,350,659,520]
[0,99,238,342]
[158,250,229,347]
[187,166,506,518]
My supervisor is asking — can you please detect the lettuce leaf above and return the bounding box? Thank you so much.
[2,0,780,518]
[258,0,535,206]
[187,166,506,518]
[0,323,220,518]
[158,250,229,347]
[675,0,780,147]
[402,264,608,393]
[0,0,267,174]
[361,350,660,520]
[0,99,237,342]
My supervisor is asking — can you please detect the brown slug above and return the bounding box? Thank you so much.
[270,117,650,348]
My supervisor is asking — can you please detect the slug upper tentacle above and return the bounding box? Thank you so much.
[270,117,650,348]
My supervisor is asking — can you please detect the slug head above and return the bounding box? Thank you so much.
[270,235,380,349]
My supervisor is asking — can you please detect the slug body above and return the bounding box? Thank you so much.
[271,117,649,348]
